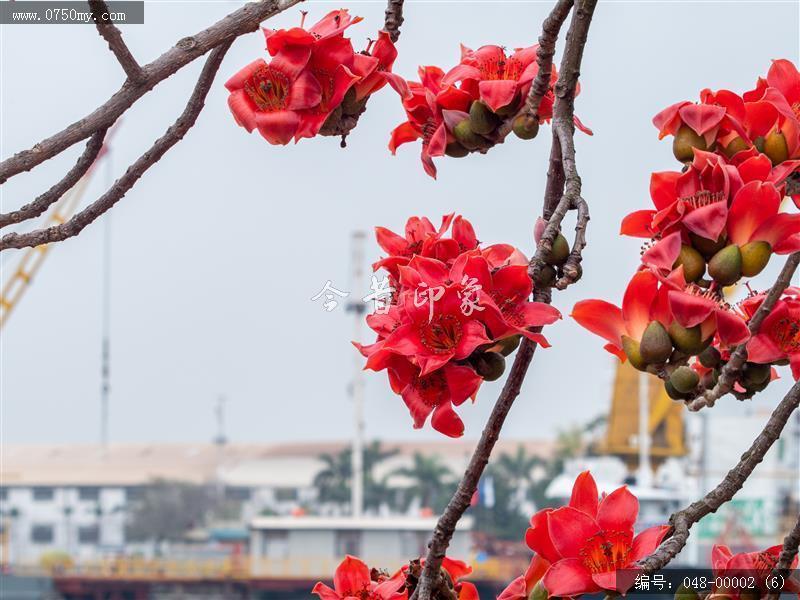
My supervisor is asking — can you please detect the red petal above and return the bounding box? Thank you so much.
[389,122,421,154]
[668,290,716,328]
[767,59,800,104]
[641,232,681,271]
[711,545,733,573]
[255,110,300,145]
[682,199,728,242]
[631,525,670,561]
[525,509,561,563]
[747,333,784,364]
[286,70,323,111]
[652,102,687,138]
[622,270,658,340]
[679,103,726,135]
[543,558,600,597]
[524,555,551,590]
[650,172,681,210]
[312,583,341,600]
[227,89,258,133]
[269,44,314,81]
[497,576,526,600]
[620,210,656,238]
[444,364,482,406]
[726,181,780,246]
[714,308,750,346]
[479,80,519,113]
[375,226,408,256]
[547,507,601,560]
[571,300,625,349]
[596,486,638,534]
[431,402,464,437]
[568,471,599,517]
[334,556,371,596]
[752,213,800,253]
[225,59,267,92]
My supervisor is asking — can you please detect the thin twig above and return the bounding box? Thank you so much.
[766,512,800,600]
[639,380,800,572]
[0,0,302,184]
[411,3,597,599]
[686,252,800,411]
[89,0,145,82]
[0,41,234,251]
[0,130,107,229]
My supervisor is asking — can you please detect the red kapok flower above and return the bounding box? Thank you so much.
[746,288,800,379]
[526,471,669,597]
[403,557,479,600]
[711,544,800,598]
[352,31,398,101]
[313,555,407,600]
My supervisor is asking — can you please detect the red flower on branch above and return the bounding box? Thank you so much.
[746,287,800,380]
[711,544,800,598]
[525,471,669,597]
[313,555,407,600]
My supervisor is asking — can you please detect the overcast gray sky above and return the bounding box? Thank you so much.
[2,1,799,446]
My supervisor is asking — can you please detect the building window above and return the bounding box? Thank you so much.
[32,487,54,501]
[78,487,100,501]
[263,529,289,559]
[335,530,361,557]
[225,487,251,502]
[78,525,100,544]
[125,487,144,502]
[274,487,297,502]
[31,524,54,544]
[0,487,7,502]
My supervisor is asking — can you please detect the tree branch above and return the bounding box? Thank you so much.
[686,252,800,411]
[411,3,597,599]
[0,0,302,184]
[0,129,107,229]
[639,380,800,572]
[89,0,144,82]
[766,512,800,600]
[384,0,405,42]
[0,41,233,251]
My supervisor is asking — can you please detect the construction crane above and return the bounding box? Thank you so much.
[594,361,687,470]
[0,138,111,329]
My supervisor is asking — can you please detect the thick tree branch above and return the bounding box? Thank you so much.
[89,0,144,82]
[686,252,800,411]
[766,512,800,600]
[0,130,107,229]
[384,0,405,42]
[0,41,233,251]
[0,0,301,184]
[411,3,597,599]
[639,380,800,572]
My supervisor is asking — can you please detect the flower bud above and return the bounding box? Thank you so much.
[622,335,648,371]
[675,584,700,600]
[698,346,722,369]
[454,119,484,150]
[670,366,700,394]
[472,352,506,381]
[722,136,749,159]
[740,241,772,277]
[445,142,470,158]
[545,233,570,266]
[742,362,771,387]
[664,379,688,401]
[707,244,742,286]
[497,334,522,357]
[639,321,673,364]
[496,100,521,117]
[469,101,500,135]
[539,264,557,287]
[673,244,706,283]
[668,322,705,355]
[673,125,707,162]
[763,131,789,165]
[689,233,727,259]
[512,115,540,140]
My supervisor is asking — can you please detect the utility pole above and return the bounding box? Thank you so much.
[214,395,228,499]
[100,151,112,456]
[346,232,366,518]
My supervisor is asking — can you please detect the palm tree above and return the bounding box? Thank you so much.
[313,441,400,511]
[494,444,545,511]
[392,453,455,512]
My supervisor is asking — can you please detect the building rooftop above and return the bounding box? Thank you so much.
[0,440,553,487]
[249,515,474,531]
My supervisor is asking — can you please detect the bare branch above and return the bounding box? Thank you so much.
[0,129,107,229]
[0,41,233,251]
[766,512,800,600]
[639,380,800,572]
[89,0,144,82]
[0,0,302,184]
[411,3,597,599]
[384,0,405,42]
[686,252,800,411]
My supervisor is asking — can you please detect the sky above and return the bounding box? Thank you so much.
[1,1,799,447]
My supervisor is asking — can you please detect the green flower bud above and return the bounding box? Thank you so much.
[674,583,700,600]
[546,233,570,266]
[495,100,520,117]
[742,362,771,387]
[539,264,557,287]
[664,379,688,400]
[639,321,673,364]
[670,366,700,394]
[668,322,705,355]
[529,581,549,600]
[454,119,484,150]
[722,136,749,159]
[472,352,506,381]
[497,334,522,357]
[688,233,727,259]
[622,335,648,371]
[512,115,540,140]
[673,244,706,283]
[698,346,722,369]
[740,240,772,277]
[673,125,707,162]
[707,244,743,286]
[445,142,470,158]
[753,136,766,153]
[764,131,789,165]
[469,101,500,135]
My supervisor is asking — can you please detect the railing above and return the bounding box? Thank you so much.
[6,555,527,583]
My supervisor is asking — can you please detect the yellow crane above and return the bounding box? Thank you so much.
[1,139,111,329]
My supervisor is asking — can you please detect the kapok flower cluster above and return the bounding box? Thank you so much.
[355,214,561,438]
[225,10,396,145]
[385,45,592,178]
[573,59,800,400]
